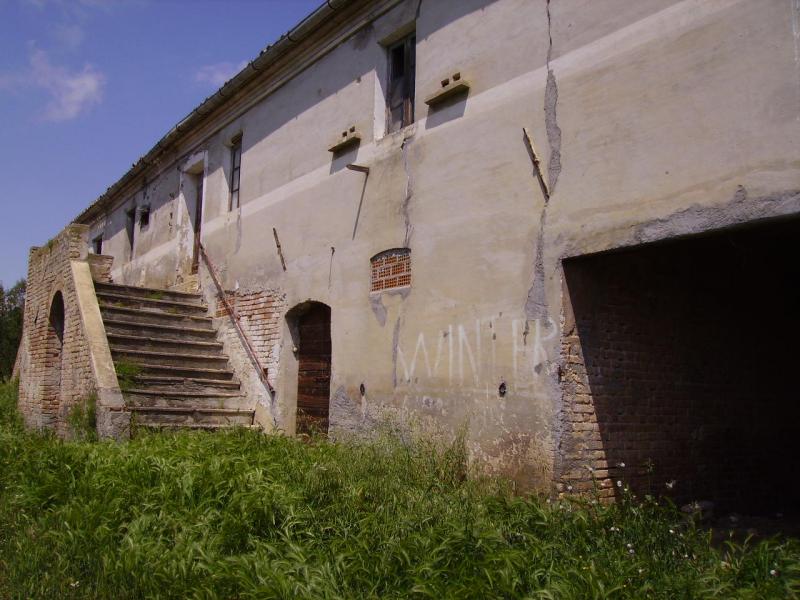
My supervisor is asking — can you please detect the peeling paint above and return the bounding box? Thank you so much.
[392,316,401,389]
[544,0,562,194]
[525,208,549,321]
[633,188,800,248]
[400,137,414,247]
[369,293,387,326]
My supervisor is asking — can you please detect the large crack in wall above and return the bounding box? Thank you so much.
[544,0,562,195]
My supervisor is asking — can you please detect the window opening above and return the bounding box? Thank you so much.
[387,34,416,133]
[229,135,242,210]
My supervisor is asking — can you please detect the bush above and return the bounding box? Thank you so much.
[0,379,798,598]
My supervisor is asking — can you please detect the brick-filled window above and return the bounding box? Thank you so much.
[370,248,411,292]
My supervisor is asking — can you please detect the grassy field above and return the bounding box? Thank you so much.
[1,381,798,599]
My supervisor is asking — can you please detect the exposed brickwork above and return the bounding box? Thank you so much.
[16,225,98,436]
[559,223,800,513]
[370,248,411,292]
[87,253,114,283]
[215,289,286,388]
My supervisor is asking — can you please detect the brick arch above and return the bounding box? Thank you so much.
[41,290,66,427]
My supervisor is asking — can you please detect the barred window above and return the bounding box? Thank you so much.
[370,248,411,292]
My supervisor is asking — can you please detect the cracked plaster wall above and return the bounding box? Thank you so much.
[79,0,800,492]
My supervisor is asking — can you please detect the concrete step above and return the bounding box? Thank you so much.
[111,348,230,369]
[103,318,218,341]
[94,282,203,305]
[130,406,254,427]
[130,375,241,391]
[120,363,237,381]
[125,389,248,410]
[99,305,214,329]
[97,291,207,315]
[107,333,224,354]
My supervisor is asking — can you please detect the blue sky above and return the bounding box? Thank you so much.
[0,0,320,287]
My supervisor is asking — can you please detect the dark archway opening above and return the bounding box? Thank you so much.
[43,291,65,426]
[564,217,800,518]
[291,302,331,435]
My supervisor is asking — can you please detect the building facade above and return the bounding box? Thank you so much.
[17,0,800,507]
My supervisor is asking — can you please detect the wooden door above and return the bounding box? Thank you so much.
[296,303,331,434]
[191,175,203,274]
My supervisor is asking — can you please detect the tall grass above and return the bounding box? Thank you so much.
[1,379,798,598]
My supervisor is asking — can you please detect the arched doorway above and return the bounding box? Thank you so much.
[43,291,65,427]
[293,302,331,435]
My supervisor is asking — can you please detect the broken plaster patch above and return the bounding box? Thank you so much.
[544,0,562,194]
[369,294,387,326]
[400,137,415,246]
[634,187,800,247]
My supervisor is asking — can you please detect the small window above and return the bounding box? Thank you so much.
[139,205,150,230]
[125,208,136,254]
[371,248,411,292]
[229,135,242,210]
[92,235,103,255]
[386,33,416,133]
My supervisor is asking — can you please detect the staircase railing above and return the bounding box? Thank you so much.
[199,243,275,395]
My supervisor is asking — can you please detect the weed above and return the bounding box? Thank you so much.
[114,360,142,392]
[0,379,798,598]
[67,393,97,441]
[145,291,164,301]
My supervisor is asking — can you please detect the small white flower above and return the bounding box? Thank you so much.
[666,480,676,489]
[567,485,573,492]
[638,568,644,574]
[617,462,626,468]
[770,569,778,576]
[669,529,675,534]
[617,480,623,488]
[69,581,80,589]
[627,543,633,549]
[628,548,635,555]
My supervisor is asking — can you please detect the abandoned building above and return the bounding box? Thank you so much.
[14,0,800,513]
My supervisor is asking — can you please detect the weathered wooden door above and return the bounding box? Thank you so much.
[191,175,203,274]
[296,303,331,434]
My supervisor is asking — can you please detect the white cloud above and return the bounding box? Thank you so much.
[29,48,105,121]
[53,23,86,49]
[0,47,106,121]
[194,61,247,88]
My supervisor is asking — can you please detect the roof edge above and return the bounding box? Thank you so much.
[75,0,358,225]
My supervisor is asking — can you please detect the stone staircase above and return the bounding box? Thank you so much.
[95,281,254,430]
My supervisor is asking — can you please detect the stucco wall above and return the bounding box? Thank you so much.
[79,0,800,491]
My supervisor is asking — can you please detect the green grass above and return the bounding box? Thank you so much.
[114,360,142,392]
[0,380,798,599]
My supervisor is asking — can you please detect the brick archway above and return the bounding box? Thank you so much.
[42,291,65,427]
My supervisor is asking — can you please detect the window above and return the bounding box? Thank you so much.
[386,33,416,133]
[125,208,136,254]
[229,135,242,210]
[139,205,150,229]
[92,235,103,255]
[370,248,411,292]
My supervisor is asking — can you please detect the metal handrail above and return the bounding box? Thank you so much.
[199,243,275,395]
